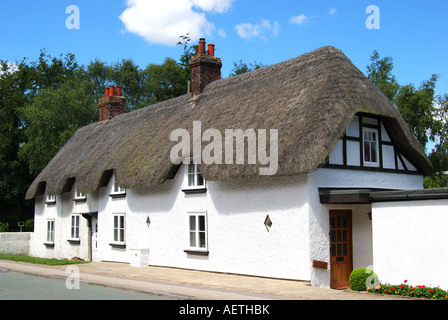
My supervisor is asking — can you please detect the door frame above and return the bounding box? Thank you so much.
[329,210,353,289]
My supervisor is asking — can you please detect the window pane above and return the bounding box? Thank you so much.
[114,229,118,242]
[188,173,195,186]
[189,216,196,231]
[364,141,371,161]
[199,232,206,248]
[120,216,125,229]
[199,216,205,231]
[190,231,196,247]
[197,174,204,186]
[371,142,377,161]
[188,164,194,174]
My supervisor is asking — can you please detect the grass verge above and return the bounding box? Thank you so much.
[0,254,89,266]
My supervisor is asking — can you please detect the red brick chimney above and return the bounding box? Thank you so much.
[190,38,222,95]
[98,86,126,121]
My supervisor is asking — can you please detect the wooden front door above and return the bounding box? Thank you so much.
[329,210,353,289]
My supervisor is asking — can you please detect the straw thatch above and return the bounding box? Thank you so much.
[25,46,433,200]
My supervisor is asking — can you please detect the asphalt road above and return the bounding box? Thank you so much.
[0,270,174,300]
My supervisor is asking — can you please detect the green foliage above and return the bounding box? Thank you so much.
[367,50,400,102]
[367,51,448,187]
[349,268,378,291]
[367,280,448,300]
[396,74,439,148]
[0,222,9,232]
[229,60,266,77]
[19,80,97,175]
[24,219,34,232]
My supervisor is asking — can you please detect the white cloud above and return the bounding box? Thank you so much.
[290,14,310,26]
[0,62,18,75]
[235,19,279,40]
[119,0,234,46]
[328,8,337,16]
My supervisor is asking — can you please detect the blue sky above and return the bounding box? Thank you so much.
[2,0,447,96]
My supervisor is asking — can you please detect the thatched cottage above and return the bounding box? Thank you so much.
[25,40,433,289]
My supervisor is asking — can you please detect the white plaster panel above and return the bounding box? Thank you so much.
[372,200,448,290]
[329,140,344,165]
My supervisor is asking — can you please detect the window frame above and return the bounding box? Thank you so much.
[45,219,55,246]
[185,212,208,255]
[110,213,126,247]
[68,213,80,242]
[74,188,87,202]
[45,194,56,204]
[362,127,380,167]
[182,164,206,194]
[110,178,126,198]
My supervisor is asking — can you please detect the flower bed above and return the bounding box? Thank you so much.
[366,280,448,300]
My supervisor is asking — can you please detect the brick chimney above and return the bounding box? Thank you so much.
[98,86,126,121]
[189,38,222,95]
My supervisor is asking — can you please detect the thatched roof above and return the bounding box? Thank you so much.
[25,46,433,200]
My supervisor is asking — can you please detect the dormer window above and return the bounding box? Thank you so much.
[363,128,379,167]
[46,194,56,204]
[74,189,87,202]
[182,164,206,194]
[110,176,126,198]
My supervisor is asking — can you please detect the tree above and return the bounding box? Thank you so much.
[367,50,400,103]
[229,60,266,77]
[19,80,97,175]
[367,50,446,188]
[395,74,439,148]
[143,58,190,105]
[177,34,198,81]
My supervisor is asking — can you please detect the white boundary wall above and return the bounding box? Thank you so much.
[372,199,448,290]
[0,232,31,255]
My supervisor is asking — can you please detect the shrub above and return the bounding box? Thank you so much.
[349,268,379,291]
[367,280,448,300]
[0,222,9,232]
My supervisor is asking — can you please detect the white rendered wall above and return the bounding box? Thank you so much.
[29,182,97,261]
[96,167,312,281]
[372,199,448,290]
[307,168,424,288]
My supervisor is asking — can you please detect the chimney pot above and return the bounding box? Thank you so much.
[208,44,215,57]
[98,87,127,121]
[198,38,206,54]
[189,39,222,96]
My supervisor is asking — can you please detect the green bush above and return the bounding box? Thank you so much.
[349,268,379,291]
[0,222,9,232]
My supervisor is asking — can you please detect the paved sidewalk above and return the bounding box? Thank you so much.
[0,260,410,300]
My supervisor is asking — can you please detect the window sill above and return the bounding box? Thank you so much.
[74,198,87,203]
[109,243,126,249]
[67,239,80,244]
[109,192,126,198]
[363,162,380,168]
[43,242,55,247]
[184,249,209,256]
[45,201,56,205]
[182,187,207,194]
